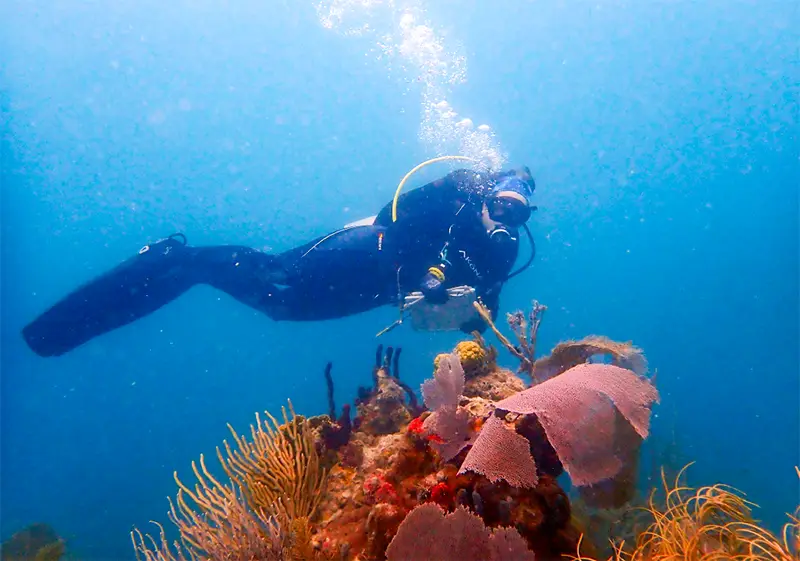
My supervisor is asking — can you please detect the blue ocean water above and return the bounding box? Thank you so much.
[1,0,797,558]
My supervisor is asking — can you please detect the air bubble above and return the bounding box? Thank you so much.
[315,0,506,169]
[456,118,474,129]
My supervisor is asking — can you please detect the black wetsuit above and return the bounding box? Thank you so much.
[22,168,533,357]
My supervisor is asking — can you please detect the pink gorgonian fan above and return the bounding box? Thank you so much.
[459,363,660,488]
[420,353,476,461]
[385,503,535,561]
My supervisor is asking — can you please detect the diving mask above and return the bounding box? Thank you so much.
[487,176,535,226]
[488,194,532,226]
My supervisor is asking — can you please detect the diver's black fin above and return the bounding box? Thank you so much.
[22,234,196,357]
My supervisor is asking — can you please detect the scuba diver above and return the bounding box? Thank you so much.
[21,165,537,357]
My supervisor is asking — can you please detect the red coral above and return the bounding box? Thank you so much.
[408,414,452,447]
[376,481,399,504]
[429,482,453,508]
[407,416,425,435]
[427,432,445,444]
[364,474,383,496]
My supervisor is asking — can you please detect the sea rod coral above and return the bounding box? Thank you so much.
[131,400,333,561]
[570,464,800,561]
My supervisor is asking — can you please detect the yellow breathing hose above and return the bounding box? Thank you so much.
[391,155,480,222]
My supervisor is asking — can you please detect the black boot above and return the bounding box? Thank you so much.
[22,233,197,357]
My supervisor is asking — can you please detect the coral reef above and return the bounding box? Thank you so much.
[0,523,65,561]
[354,346,420,436]
[302,301,659,560]
[128,298,795,561]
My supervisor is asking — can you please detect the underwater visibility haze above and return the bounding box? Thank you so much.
[1,0,798,559]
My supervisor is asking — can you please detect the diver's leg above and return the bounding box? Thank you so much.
[21,234,286,357]
[22,234,198,356]
[263,225,398,321]
[189,244,288,313]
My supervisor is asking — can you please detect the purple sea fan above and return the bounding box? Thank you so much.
[458,414,539,488]
[459,363,659,488]
[385,503,535,561]
[420,353,474,461]
[421,352,464,411]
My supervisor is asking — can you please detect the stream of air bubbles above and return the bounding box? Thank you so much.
[315,0,506,170]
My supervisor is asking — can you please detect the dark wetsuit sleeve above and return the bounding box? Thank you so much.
[438,221,520,333]
[443,224,518,289]
[474,229,519,315]
[373,168,483,227]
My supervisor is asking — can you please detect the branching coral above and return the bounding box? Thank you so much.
[218,401,327,521]
[474,300,539,376]
[131,454,284,561]
[131,400,331,561]
[506,300,547,370]
[475,300,647,385]
[570,464,800,561]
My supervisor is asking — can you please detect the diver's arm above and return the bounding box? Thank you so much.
[418,221,468,304]
[423,221,518,306]
[373,168,486,226]
[449,222,519,287]
[454,233,516,334]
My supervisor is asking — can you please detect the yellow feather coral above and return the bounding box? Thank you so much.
[130,400,330,561]
[218,400,328,521]
[570,463,800,561]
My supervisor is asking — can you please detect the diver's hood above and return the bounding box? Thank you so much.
[491,173,535,205]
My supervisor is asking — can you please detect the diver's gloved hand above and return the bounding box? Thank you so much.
[420,267,448,305]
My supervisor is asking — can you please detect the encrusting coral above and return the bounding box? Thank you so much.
[354,345,420,436]
[434,339,494,379]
